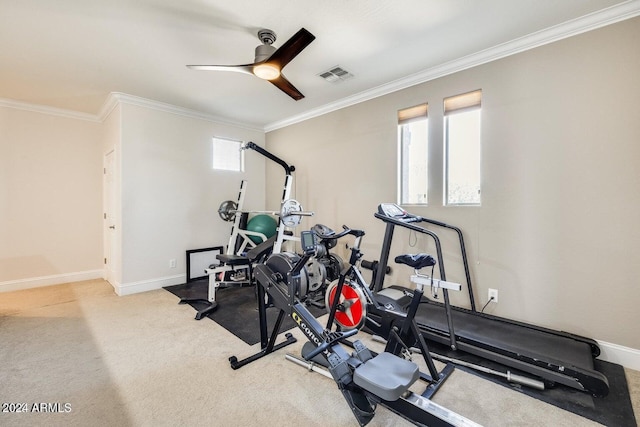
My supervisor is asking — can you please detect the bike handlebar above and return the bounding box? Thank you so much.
[314,224,365,240]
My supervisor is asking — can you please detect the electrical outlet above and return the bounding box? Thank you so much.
[169,259,176,268]
[488,288,498,303]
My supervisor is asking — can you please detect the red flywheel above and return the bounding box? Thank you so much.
[324,280,367,330]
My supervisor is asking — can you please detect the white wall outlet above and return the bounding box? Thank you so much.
[488,288,498,303]
[169,259,177,268]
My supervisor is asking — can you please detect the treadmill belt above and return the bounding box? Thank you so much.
[415,300,595,371]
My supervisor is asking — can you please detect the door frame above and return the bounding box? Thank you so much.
[103,148,119,286]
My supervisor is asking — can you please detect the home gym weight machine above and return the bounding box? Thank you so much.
[180,142,313,319]
[229,229,479,427]
[372,203,609,397]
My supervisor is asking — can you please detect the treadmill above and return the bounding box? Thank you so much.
[372,203,609,397]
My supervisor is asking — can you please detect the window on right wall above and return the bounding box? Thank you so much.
[444,89,482,206]
[397,103,429,205]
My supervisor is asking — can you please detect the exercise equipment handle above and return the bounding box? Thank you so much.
[244,142,295,175]
[411,215,477,312]
[304,328,359,361]
[360,260,391,275]
[314,224,364,240]
[360,260,375,270]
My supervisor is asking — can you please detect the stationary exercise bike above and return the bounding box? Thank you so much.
[229,230,422,426]
[316,225,461,394]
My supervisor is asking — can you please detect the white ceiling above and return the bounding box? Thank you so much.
[1,0,638,129]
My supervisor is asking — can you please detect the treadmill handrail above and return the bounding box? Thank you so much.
[373,211,460,351]
[412,216,477,312]
[387,213,601,358]
[373,212,448,285]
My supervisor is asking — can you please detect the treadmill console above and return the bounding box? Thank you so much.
[377,203,421,223]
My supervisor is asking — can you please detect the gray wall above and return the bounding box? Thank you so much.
[115,103,266,291]
[266,17,640,350]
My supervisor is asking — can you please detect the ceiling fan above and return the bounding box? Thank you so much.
[187,28,316,100]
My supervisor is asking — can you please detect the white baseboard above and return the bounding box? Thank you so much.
[0,270,103,293]
[114,274,185,296]
[597,340,640,371]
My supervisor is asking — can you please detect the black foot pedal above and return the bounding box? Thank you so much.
[352,340,373,362]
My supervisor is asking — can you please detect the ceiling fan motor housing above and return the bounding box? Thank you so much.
[254,44,276,63]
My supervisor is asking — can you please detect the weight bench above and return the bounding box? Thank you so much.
[180,235,277,320]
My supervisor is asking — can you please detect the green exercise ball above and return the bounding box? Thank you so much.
[246,214,278,244]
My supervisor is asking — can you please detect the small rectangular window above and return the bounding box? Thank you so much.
[444,90,481,205]
[212,137,244,172]
[398,104,428,205]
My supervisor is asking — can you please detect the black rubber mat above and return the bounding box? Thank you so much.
[165,279,326,346]
[426,340,637,427]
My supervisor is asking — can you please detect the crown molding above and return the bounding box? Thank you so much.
[0,97,101,122]
[97,92,120,121]
[0,92,262,131]
[264,0,640,132]
[100,92,263,131]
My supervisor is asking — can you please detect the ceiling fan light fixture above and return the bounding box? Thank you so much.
[253,63,280,80]
[187,27,314,100]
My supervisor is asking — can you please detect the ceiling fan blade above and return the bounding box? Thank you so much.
[266,28,315,70]
[186,64,254,74]
[269,73,305,101]
[187,28,314,101]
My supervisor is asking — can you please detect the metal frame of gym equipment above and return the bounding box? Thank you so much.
[219,180,272,256]
[203,180,269,306]
[316,226,458,390]
[229,230,480,427]
[372,203,609,397]
[179,142,310,319]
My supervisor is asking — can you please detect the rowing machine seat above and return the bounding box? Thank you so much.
[353,352,419,401]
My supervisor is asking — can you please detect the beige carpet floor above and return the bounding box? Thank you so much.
[1,279,638,427]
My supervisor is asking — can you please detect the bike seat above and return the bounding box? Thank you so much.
[394,253,436,269]
[312,224,338,249]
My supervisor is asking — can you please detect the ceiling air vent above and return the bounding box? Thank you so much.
[318,66,354,83]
